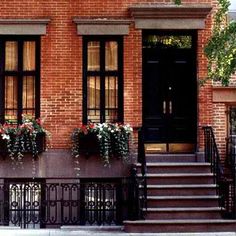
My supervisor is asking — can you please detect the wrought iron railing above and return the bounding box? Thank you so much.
[203,126,236,218]
[0,177,137,228]
[225,135,236,218]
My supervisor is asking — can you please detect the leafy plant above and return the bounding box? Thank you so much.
[204,0,236,86]
[71,123,133,166]
[0,115,48,162]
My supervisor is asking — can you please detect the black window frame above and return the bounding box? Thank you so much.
[83,36,123,124]
[0,36,40,124]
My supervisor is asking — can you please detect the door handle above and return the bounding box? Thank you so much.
[169,101,172,114]
[163,101,166,114]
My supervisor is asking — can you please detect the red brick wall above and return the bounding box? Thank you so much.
[0,0,215,150]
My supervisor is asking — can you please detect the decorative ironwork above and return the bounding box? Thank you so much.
[225,135,236,218]
[203,126,236,218]
[0,178,136,228]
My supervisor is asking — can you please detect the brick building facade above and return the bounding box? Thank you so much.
[1,0,236,231]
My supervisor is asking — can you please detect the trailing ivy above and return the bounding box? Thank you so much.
[204,0,236,86]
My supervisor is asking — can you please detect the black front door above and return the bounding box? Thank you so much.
[143,32,197,152]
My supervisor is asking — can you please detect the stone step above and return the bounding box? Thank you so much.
[146,154,199,163]
[146,195,220,208]
[136,162,211,173]
[146,184,217,196]
[143,207,222,220]
[138,173,214,185]
[123,219,236,233]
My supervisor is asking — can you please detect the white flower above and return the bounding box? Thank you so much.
[2,134,10,140]
[97,134,102,139]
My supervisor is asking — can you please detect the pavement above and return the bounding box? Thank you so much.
[0,227,236,236]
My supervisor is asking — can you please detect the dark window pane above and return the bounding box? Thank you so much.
[105,76,118,122]
[229,107,236,135]
[105,41,118,71]
[88,42,100,71]
[143,35,192,49]
[5,76,18,121]
[22,76,35,117]
[23,41,36,71]
[87,76,100,122]
[5,41,18,71]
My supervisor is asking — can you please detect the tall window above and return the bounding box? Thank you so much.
[0,37,40,123]
[228,106,236,136]
[83,37,123,124]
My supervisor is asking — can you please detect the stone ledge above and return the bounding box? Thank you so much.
[73,18,132,35]
[0,18,50,35]
[213,86,236,103]
[129,4,212,19]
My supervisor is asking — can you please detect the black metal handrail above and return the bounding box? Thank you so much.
[203,126,236,218]
[203,126,222,184]
[226,135,236,218]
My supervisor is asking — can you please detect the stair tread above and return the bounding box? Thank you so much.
[146,154,196,157]
[147,195,219,200]
[144,207,221,211]
[136,162,211,167]
[138,173,213,177]
[124,219,236,224]
[147,184,217,188]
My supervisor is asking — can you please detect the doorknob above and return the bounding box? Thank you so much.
[163,101,166,114]
[169,101,172,114]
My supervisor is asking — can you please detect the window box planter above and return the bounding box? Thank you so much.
[0,115,48,160]
[0,132,46,157]
[71,123,133,165]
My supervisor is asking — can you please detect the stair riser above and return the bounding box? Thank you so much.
[124,223,236,233]
[147,188,217,196]
[145,211,222,220]
[138,166,211,173]
[146,155,197,163]
[147,199,219,208]
[146,176,214,185]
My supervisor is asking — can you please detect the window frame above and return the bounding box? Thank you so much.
[83,36,123,124]
[0,36,40,123]
[227,105,236,137]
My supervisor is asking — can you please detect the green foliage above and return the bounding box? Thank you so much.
[71,123,133,166]
[204,0,236,86]
[0,115,48,162]
[174,0,181,5]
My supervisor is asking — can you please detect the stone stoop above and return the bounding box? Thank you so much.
[123,153,236,233]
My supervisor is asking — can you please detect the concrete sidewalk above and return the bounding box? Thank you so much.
[0,228,236,236]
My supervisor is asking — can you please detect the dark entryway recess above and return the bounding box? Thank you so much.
[142,31,197,152]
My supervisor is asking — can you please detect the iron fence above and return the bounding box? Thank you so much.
[0,177,138,228]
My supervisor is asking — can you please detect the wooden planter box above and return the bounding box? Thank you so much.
[0,132,46,156]
[78,133,100,156]
[77,133,130,158]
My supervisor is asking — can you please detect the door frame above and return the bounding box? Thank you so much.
[142,30,198,152]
